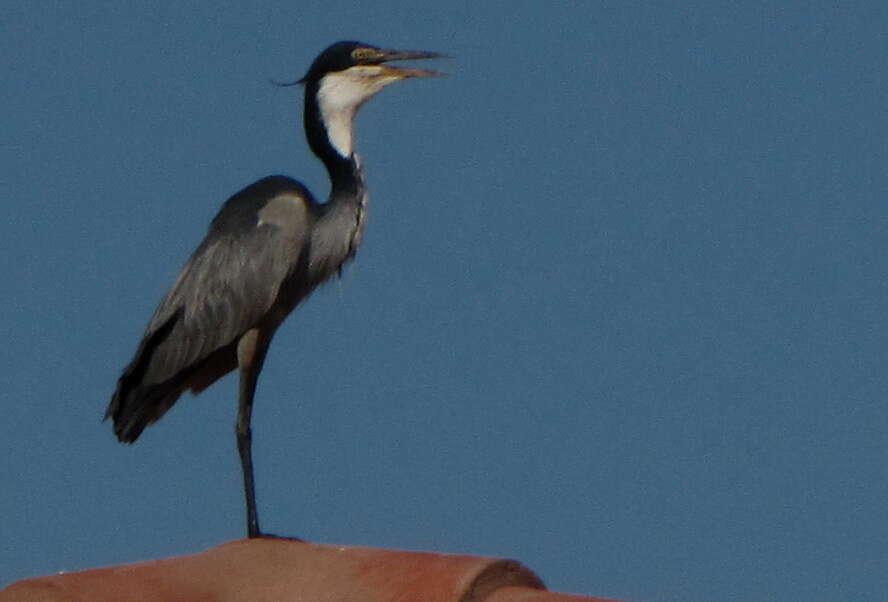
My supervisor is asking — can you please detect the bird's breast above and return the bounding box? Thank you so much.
[307,192,367,285]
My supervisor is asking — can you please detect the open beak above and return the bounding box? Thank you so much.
[275,47,447,87]
[377,48,447,78]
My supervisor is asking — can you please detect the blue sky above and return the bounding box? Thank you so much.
[2,2,886,600]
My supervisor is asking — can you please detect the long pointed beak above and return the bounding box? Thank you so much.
[378,48,447,78]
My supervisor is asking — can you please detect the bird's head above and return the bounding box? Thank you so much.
[287,41,444,159]
[298,40,444,86]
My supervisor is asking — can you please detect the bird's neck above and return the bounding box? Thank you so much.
[307,159,368,283]
[304,80,362,191]
[303,82,369,280]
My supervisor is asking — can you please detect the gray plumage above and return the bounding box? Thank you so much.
[108,177,327,441]
[106,41,442,537]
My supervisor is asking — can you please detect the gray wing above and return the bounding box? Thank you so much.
[143,224,300,384]
[108,178,313,442]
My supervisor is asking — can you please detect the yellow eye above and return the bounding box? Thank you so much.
[351,47,376,61]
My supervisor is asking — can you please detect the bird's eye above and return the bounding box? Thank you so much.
[351,48,376,61]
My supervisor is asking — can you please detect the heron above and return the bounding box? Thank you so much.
[105,41,443,538]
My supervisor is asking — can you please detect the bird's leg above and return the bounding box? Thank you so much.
[237,329,269,538]
[237,367,261,538]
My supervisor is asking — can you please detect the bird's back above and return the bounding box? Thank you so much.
[107,176,316,442]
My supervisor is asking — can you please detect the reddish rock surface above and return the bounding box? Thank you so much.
[1,538,618,601]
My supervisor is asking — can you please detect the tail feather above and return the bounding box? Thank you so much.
[106,380,185,443]
[105,310,183,443]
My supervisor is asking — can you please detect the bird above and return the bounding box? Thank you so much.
[105,41,443,538]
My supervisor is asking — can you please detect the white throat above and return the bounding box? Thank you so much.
[316,66,400,158]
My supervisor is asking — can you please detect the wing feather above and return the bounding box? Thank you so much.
[107,177,313,441]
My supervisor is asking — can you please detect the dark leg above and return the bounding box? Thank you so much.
[237,329,269,538]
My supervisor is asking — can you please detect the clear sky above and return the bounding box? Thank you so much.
[2,2,886,600]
